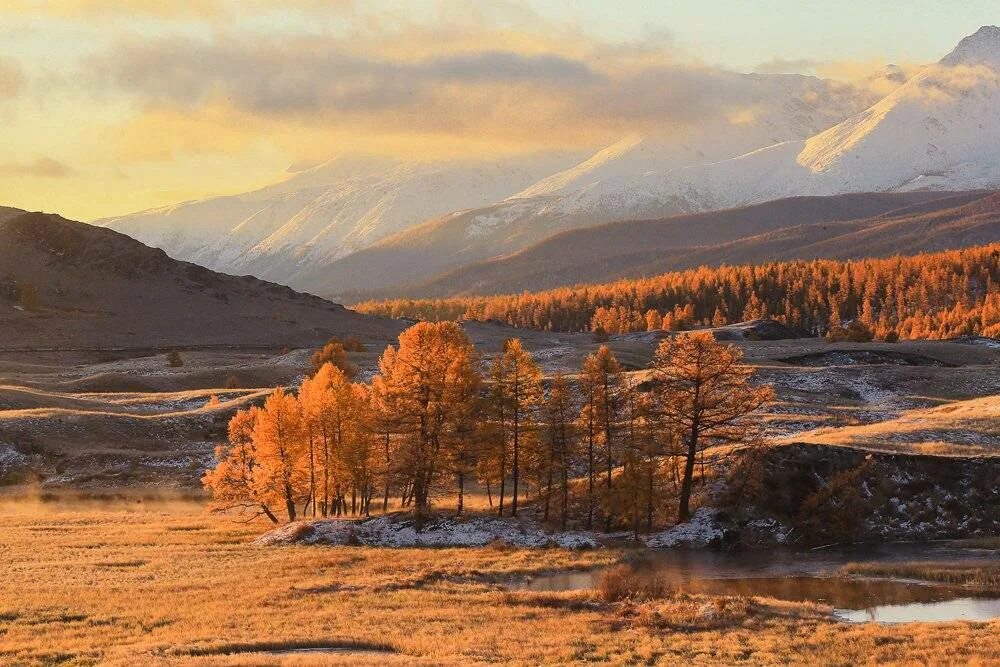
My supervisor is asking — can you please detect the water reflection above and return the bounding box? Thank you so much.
[516,543,999,624]
[835,598,1000,623]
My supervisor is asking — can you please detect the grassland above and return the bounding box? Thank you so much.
[840,561,1000,592]
[1,500,998,666]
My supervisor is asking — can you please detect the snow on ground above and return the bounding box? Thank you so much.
[257,510,737,550]
[0,442,26,471]
[643,508,724,548]
[256,514,601,549]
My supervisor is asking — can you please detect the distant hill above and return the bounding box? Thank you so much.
[0,210,404,350]
[385,190,993,297]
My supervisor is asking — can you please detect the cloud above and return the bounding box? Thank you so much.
[0,157,75,178]
[754,58,820,75]
[91,37,601,116]
[88,29,873,160]
[1,0,225,18]
[0,58,24,99]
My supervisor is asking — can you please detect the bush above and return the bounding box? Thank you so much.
[166,351,184,367]
[826,321,874,343]
[596,564,671,602]
[342,336,366,352]
[309,341,356,378]
[592,326,610,343]
[883,329,900,343]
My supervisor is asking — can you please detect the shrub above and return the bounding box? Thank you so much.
[826,321,874,343]
[596,564,671,602]
[166,351,184,367]
[309,340,356,378]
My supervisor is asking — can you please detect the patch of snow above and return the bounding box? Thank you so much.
[643,508,723,548]
[0,443,26,470]
[256,514,601,549]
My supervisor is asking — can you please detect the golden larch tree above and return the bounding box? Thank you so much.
[650,332,773,522]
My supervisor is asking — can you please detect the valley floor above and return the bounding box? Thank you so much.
[1,501,998,666]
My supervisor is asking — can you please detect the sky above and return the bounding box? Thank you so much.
[0,0,997,220]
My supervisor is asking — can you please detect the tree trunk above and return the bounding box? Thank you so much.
[678,426,699,522]
[511,409,520,517]
[646,455,654,532]
[261,504,279,524]
[382,430,391,513]
[498,443,507,517]
[322,441,330,518]
[560,460,568,531]
[587,423,595,530]
[543,448,553,522]
[284,484,297,522]
[308,433,316,518]
[485,479,493,508]
[456,471,465,515]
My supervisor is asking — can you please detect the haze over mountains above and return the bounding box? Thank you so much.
[96,27,1000,301]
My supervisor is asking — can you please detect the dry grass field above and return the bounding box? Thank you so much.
[1,499,998,666]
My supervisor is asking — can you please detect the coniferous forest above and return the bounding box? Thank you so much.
[357,245,1000,340]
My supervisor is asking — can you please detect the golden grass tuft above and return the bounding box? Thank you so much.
[840,561,1000,592]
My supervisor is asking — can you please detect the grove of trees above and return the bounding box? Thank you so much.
[356,245,1000,340]
[204,323,770,532]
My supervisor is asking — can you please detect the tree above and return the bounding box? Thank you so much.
[373,322,481,523]
[541,373,576,529]
[310,340,356,379]
[650,332,773,522]
[300,363,367,517]
[488,338,542,516]
[166,350,184,367]
[202,407,279,523]
[581,345,624,530]
[254,388,308,522]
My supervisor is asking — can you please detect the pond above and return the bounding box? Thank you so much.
[516,542,1000,624]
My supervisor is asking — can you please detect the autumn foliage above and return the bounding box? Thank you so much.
[356,245,1000,340]
[204,323,771,530]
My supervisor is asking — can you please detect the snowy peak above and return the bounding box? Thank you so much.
[940,25,1000,67]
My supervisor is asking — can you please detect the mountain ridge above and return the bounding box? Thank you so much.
[0,210,403,349]
[399,190,996,297]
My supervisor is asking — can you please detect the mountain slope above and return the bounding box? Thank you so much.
[0,211,403,349]
[101,71,881,294]
[302,27,1000,298]
[642,26,1000,211]
[411,191,989,296]
[97,152,581,286]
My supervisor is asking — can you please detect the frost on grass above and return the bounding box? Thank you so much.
[256,514,601,549]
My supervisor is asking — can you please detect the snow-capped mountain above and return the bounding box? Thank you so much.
[627,25,1000,212]
[97,152,581,285]
[99,28,1000,299]
[98,69,878,291]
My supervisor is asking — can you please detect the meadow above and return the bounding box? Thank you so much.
[1,497,998,666]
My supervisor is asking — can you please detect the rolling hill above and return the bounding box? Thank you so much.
[412,190,999,296]
[0,209,404,350]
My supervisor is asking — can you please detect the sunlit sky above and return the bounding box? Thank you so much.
[1,0,997,220]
